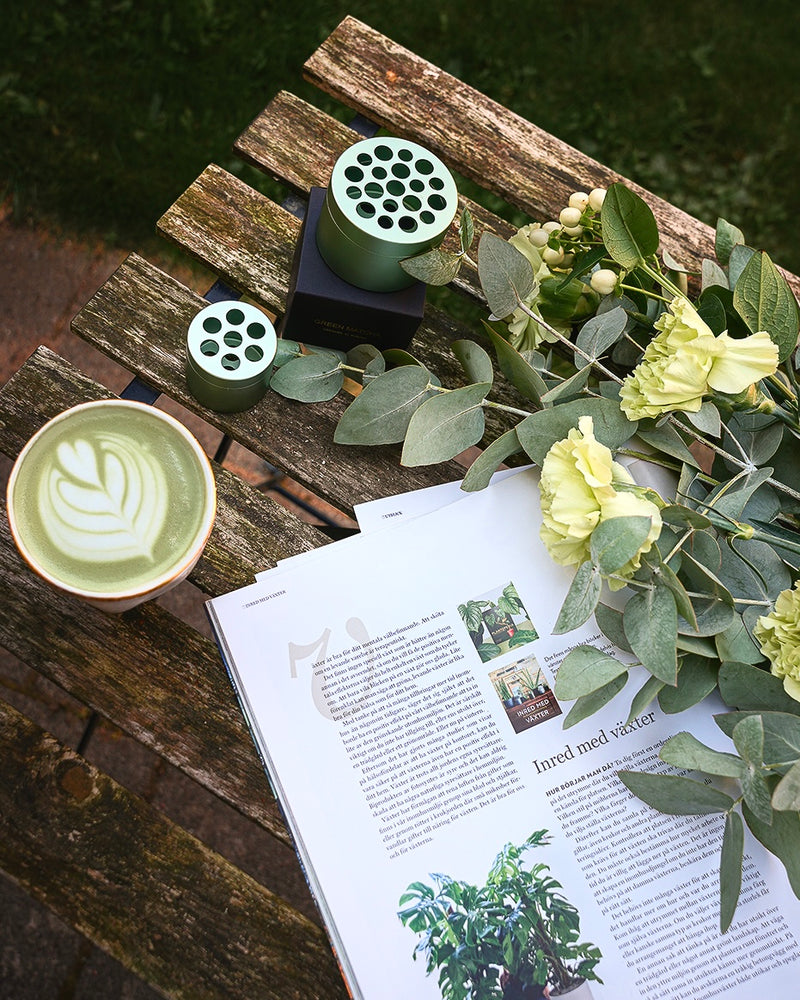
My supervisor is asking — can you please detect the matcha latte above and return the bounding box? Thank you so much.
[7,400,216,611]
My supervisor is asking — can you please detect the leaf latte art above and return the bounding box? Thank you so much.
[40,432,169,563]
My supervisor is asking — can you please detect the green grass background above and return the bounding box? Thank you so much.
[3,0,800,273]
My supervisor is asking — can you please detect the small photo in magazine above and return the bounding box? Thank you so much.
[489,656,562,734]
[457,580,538,664]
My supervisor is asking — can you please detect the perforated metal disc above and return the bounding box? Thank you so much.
[317,137,458,291]
[186,302,277,412]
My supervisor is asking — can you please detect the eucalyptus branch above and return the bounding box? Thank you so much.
[517,301,623,384]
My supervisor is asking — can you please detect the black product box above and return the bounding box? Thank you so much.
[278,187,426,352]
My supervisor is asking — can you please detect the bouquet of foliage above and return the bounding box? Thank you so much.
[269,181,800,931]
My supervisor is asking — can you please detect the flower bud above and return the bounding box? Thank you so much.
[559,207,583,228]
[588,188,607,211]
[562,225,584,238]
[542,220,562,234]
[590,268,618,295]
[569,191,590,211]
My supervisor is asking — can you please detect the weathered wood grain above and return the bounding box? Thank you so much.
[0,698,348,999]
[71,250,506,513]
[234,89,514,302]
[305,17,800,298]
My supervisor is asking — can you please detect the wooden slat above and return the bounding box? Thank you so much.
[305,17,800,298]
[0,697,348,1000]
[71,250,481,514]
[234,89,514,302]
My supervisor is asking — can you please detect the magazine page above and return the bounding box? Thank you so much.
[208,468,800,1000]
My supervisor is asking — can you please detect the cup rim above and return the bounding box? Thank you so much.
[6,399,217,602]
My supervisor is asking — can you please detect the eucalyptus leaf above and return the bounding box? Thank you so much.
[618,770,735,814]
[562,673,628,728]
[269,353,345,402]
[601,183,660,269]
[773,760,800,811]
[346,344,385,379]
[477,232,535,319]
[733,713,765,767]
[741,768,773,825]
[452,339,494,384]
[679,599,736,638]
[718,661,800,713]
[554,644,628,699]
[400,247,463,285]
[591,516,653,575]
[715,614,763,666]
[720,811,744,933]
[660,505,712,530]
[627,675,665,723]
[701,258,729,293]
[402,382,491,466]
[334,365,433,445]
[659,731,746,778]
[553,562,601,634]
[715,217,745,265]
[635,423,700,468]
[574,306,628,359]
[658,654,718,713]
[733,250,799,362]
[541,365,592,404]
[515,396,636,466]
[595,602,632,652]
[685,401,721,437]
[743,799,800,896]
[623,585,678,685]
[483,323,547,405]
[461,429,524,492]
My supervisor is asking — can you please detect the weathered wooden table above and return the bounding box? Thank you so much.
[3,16,795,1000]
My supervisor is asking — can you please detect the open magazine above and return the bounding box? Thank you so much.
[206,468,800,999]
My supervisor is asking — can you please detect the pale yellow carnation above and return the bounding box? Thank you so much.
[539,416,662,588]
[754,583,800,702]
[620,297,779,420]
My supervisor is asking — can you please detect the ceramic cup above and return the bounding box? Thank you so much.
[6,399,216,613]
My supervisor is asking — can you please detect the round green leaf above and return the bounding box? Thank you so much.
[477,232,535,319]
[515,396,636,466]
[618,770,735,814]
[554,644,628,700]
[461,428,523,492]
[401,382,491,466]
[623,585,678,685]
[269,353,344,402]
[563,674,628,728]
[483,323,546,405]
[773,760,800,811]
[333,365,433,445]
[553,561,601,634]
[452,339,494,384]
[400,246,463,285]
[590,515,653,575]
[659,731,746,778]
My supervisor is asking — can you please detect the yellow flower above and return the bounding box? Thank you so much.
[619,297,779,420]
[754,583,800,702]
[539,416,662,588]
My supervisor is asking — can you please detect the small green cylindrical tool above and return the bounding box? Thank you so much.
[316,136,458,292]
[186,302,277,412]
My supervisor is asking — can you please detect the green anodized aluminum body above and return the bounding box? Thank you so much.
[316,136,459,292]
[186,302,277,412]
